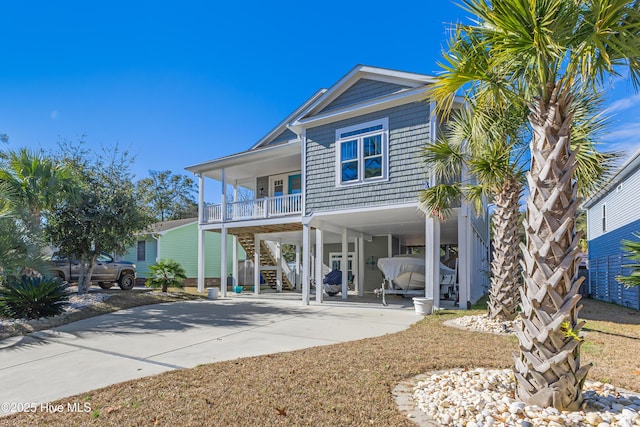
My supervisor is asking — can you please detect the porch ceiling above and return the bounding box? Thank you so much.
[311,204,459,245]
[185,141,302,188]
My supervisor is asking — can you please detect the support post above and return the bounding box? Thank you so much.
[358,237,365,296]
[254,235,261,295]
[197,174,205,293]
[302,224,310,305]
[425,216,440,308]
[341,228,348,300]
[275,240,282,293]
[458,206,470,309]
[197,228,205,293]
[315,228,323,303]
[220,227,228,297]
[295,244,301,289]
[232,235,238,287]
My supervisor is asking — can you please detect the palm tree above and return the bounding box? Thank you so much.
[0,148,73,232]
[420,103,528,322]
[616,233,640,287]
[430,0,639,410]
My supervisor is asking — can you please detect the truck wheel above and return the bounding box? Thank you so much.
[98,282,114,289]
[118,273,135,290]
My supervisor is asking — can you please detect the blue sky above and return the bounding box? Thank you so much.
[2,1,639,202]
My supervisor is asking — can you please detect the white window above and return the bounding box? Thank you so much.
[335,118,388,186]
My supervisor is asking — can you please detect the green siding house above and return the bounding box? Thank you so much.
[122,218,244,286]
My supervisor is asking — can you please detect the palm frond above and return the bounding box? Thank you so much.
[418,184,462,220]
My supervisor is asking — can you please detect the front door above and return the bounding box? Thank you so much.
[270,175,286,197]
[288,173,301,194]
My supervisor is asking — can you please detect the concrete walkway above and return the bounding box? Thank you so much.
[0,296,419,416]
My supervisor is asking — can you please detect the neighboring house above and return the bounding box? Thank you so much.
[584,147,640,310]
[186,65,490,309]
[122,218,244,286]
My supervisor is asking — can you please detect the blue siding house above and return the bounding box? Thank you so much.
[584,147,640,310]
[186,65,490,308]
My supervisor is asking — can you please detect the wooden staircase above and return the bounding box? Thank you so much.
[236,234,294,290]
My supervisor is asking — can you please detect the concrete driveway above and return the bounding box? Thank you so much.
[0,296,418,416]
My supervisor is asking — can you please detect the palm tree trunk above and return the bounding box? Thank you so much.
[514,84,591,411]
[487,177,522,321]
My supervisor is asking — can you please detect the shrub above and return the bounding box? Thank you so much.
[145,259,187,293]
[0,276,69,319]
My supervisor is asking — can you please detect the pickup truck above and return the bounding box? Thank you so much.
[50,253,137,290]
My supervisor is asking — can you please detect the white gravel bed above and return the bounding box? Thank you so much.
[0,292,111,327]
[414,368,640,427]
[444,314,521,335]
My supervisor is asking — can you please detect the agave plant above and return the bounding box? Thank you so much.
[0,276,69,319]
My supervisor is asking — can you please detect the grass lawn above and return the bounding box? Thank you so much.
[1,295,638,426]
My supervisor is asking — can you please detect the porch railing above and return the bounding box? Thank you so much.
[202,194,302,223]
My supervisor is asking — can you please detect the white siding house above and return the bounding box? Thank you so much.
[583,147,640,310]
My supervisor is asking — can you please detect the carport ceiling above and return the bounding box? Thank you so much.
[314,205,459,244]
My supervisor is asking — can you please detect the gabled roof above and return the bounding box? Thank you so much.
[289,65,436,131]
[250,89,326,150]
[149,217,198,235]
[583,146,640,208]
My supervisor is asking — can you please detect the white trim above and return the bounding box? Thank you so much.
[583,146,640,208]
[250,89,326,150]
[301,128,307,217]
[302,224,310,305]
[341,230,349,300]
[334,117,389,187]
[293,65,436,124]
[290,87,427,133]
[186,140,301,176]
[315,228,324,303]
[199,216,302,231]
[309,201,419,219]
[220,226,228,297]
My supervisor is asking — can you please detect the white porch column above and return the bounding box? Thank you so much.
[425,216,440,309]
[275,240,282,293]
[221,168,227,222]
[301,224,310,305]
[231,183,238,286]
[315,228,324,303]
[341,228,348,300]
[254,235,261,295]
[358,237,365,296]
[220,227,228,297]
[458,206,470,310]
[197,174,205,293]
[232,235,238,287]
[295,244,301,289]
[197,228,205,293]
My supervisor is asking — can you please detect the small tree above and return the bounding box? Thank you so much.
[145,259,186,292]
[616,232,640,288]
[45,144,153,294]
[136,170,197,221]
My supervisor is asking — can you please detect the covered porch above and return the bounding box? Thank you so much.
[202,201,489,310]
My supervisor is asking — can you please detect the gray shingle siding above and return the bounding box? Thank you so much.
[305,102,430,214]
[321,79,411,113]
